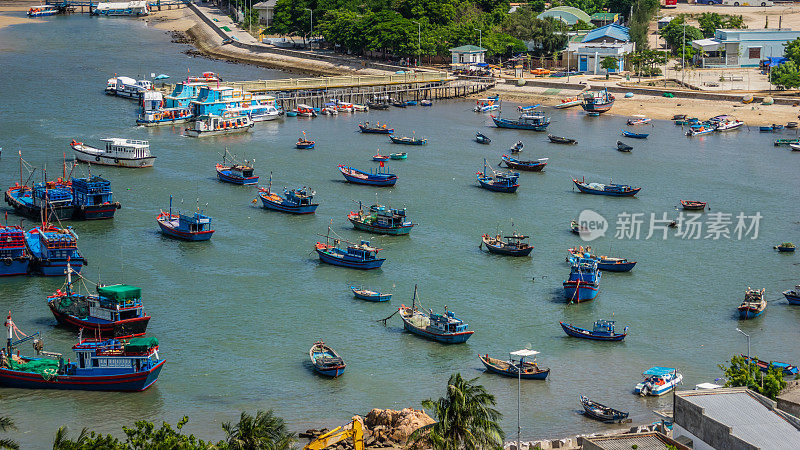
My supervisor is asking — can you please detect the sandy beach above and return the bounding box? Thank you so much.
[0,1,40,29]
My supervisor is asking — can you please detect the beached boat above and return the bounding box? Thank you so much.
[0,226,30,276]
[621,129,648,139]
[315,225,385,270]
[554,97,582,109]
[634,367,682,396]
[338,165,397,187]
[25,224,85,276]
[671,114,686,121]
[500,155,548,172]
[492,113,550,131]
[572,177,640,197]
[71,138,155,168]
[783,285,800,305]
[48,265,150,338]
[580,396,629,423]
[775,242,795,252]
[27,5,59,17]
[741,355,799,377]
[680,200,707,211]
[156,196,214,241]
[309,341,346,377]
[104,76,151,99]
[390,152,407,160]
[1,313,164,391]
[581,89,615,114]
[358,122,394,134]
[477,160,519,193]
[216,150,257,185]
[398,286,473,344]
[626,115,651,126]
[617,141,632,152]
[738,287,766,319]
[548,134,577,144]
[475,133,491,144]
[474,98,500,112]
[686,123,715,136]
[389,135,427,145]
[348,203,413,235]
[560,320,628,341]
[478,350,549,379]
[481,233,533,256]
[787,122,798,129]
[563,253,601,303]
[258,181,318,214]
[185,112,254,137]
[350,286,391,302]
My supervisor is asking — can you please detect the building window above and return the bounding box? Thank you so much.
[748,47,761,59]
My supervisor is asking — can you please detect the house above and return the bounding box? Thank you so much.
[582,431,689,450]
[590,12,618,27]
[537,6,592,26]
[691,28,800,68]
[567,24,635,74]
[673,387,800,450]
[449,45,486,64]
[252,0,277,26]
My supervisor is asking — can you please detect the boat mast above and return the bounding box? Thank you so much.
[268,171,273,194]
[5,312,12,356]
[412,284,417,311]
[169,195,173,218]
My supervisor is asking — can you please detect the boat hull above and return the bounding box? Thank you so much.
[0,258,30,276]
[31,257,84,277]
[784,291,800,305]
[315,249,384,270]
[483,242,533,257]
[478,357,549,379]
[563,281,599,303]
[501,158,547,172]
[4,189,74,221]
[184,125,253,137]
[340,171,397,187]
[573,180,640,197]
[216,170,258,185]
[296,142,315,149]
[477,179,518,193]
[313,366,345,377]
[492,116,549,131]
[560,322,626,341]
[260,196,318,214]
[596,261,636,272]
[401,318,473,344]
[349,218,413,235]
[738,307,764,320]
[72,203,121,220]
[72,145,155,168]
[49,305,150,338]
[157,221,214,241]
[0,361,164,391]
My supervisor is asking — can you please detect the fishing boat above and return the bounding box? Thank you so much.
[791,144,800,152]
[554,97,582,109]
[25,224,85,276]
[783,286,800,305]
[372,150,389,162]
[572,177,640,197]
[6,180,73,221]
[350,286,391,302]
[398,286,473,344]
[548,134,577,144]
[314,225,385,270]
[47,265,150,338]
[137,91,193,126]
[348,203,413,235]
[775,243,795,252]
[686,123,715,136]
[481,233,533,257]
[475,133,491,144]
[492,113,550,131]
[358,122,394,134]
[500,155,548,172]
[580,396,629,423]
[420,99,433,106]
[215,150,257,185]
[0,225,30,276]
[626,115,651,126]
[285,110,298,117]
[741,355,799,377]
[295,104,317,117]
[389,135,427,145]
[474,98,500,112]
[567,247,636,272]
[478,350,549,379]
[621,129,648,139]
[366,101,390,110]
[617,141,632,152]
[680,200,707,211]
[71,138,155,168]
[0,312,164,391]
[510,141,524,153]
[338,165,397,187]
[476,159,519,193]
[714,117,744,131]
[738,287,766,319]
[581,89,615,114]
[634,367,682,396]
[70,174,122,220]
[258,180,318,215]
[390,152,407,160]
[104,76,152,99]
[563,253,601,303]
[156,196,214,241]
[27,5,59,17]
[296,132,315,149]
[309,341,346,377]
[560,320,628,341]
[184,112,254,137]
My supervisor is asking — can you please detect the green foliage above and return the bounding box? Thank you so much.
[571,20,594,31]
[719,355,787,400]
[601,56,618,70]
[410,373,504,450]
[660,16,703,55]
[0,416,18,450]
[784,37,800,65]
[629,49,667,76]
[271,0,312,37]
[697,12,746,38]
[222,410,296,450]
[770,61,800,89]
[503,12,568,57]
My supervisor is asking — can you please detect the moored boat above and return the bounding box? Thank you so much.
[775,242,795,252]
[475,133,491,144]
[621,129,648,139]
[500,155,548,172]
[296,131,315,149]
[738,287,766,319]
[580,396,629,423]
[397,286,473,344]
[474,98,500,112]
[215,150,258,185]
[570,220,588,235]
[548,134,577,144]
[477,159,519,193]
[581,89,615,114]
[348,203,413,235]
[0,225,30,276]
[783,285,800,304]
[338,165,397,187]
[309,341,346,377]
[680,200,707,211]
[481,233,533,257]
[315,224,385,270]
[104,76,151,99]
[6,181,73,221]
[492,112,550,131]
[563,253,601,303]
[25,224,85,276]
[137,91,193,126]
[634,367,682,396]
[257,176,318,214]
[390,152,407,160]
[572,177,640,197]
[27,5,59,17]
[790,144,800,152]
[686,123,715,136]
[70,174,121,220]
[616,141,632,152]
[626,115,651,126]
[560,320,628,341]
[714,116,744,131]
[478,350,549,379]
[350,286,391,302]
[358,122,394,134]
[71,138,155,168]
[567,247,636,272]
[372,151,390,162]
[184,112,254,137]
[775,138,800,146]
[389,135,427,145]
[741,355,799,377]
[156,196,214,241]
[555,97,582,109]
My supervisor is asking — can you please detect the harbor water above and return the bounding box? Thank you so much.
[1,14,799,447]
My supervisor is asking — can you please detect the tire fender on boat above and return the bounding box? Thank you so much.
[95,156,100,162]
[114,159,120,164]
[3,258,12,266]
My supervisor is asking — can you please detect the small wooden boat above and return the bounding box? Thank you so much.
[156,196,214,241]
[372,151,390,162]
[358,123,394,134]
[616,141,632,152]
[257,175,318,214]
[738,287,766,320]
[367,101,390,110]
[478,350,549,379]
[760,126,774,132]
[392,101,407,108]
[296,132,316,149]
[774,124,785,130]
[481,233,533,257]
[580,396,629,423]
[309,341,346,377]
[570,220,588,235]
[554,97,582,109]
[474,98,500,112]
[338,165,397,187]
[741,355,799,377]
[572,177,641,197]
[492,113,550,131]
[786,121,798,129]
[791,144,800,152]
[398,286,473,344]
[671,114,687,121]
[215,149,257,185]
[775,242,796,252]
[285,110,298,117]
[475,133,491,144]
[295,104,317,117]
[680,200,707,211]
[477,159,519,193]
[621,129,648,139]
[774,138,800,146]
[548,134,577,144]
[351,286,391,302]
[390,152,407,160]
[783,286,800,305]
[510,141,524,153]
[500,155,547,172]
[560,320,628,341]
[626,115,651,126]
[389,135,427,146]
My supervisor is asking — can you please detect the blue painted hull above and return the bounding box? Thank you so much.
[621,130,648,139]
[0,360,164,391]
[350,220,413,235]
[296,142,315,149]
[0,259,30,276]
[492,116,549,131]
[351,287,391,302]
[158,222,214,241]
[477,178,518,193]
[573,180,640,197]
[738,308,764,320]
[33,258,84,277]
[341,172,397,187]
[596,261,636,272]
[313,366,345,377]
[260,197,318,214]
[563,281,599,302]
[73,204,120,220]
[216,171,258,185]
[401,319,473,344]
[479,357,550,379]
[785,292,800,305]
[560,322,626,341]
[316,249,384,269]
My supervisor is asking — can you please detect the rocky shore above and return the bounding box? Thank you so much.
[300,408,434,449]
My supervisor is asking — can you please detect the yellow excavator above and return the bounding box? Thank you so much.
[304,415,364,450]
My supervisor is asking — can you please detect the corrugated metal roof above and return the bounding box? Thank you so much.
[582,24,630,43]
[449,45,486,53]
[682,390,800,449]
[537,6,592,26]
[584,434,671,450]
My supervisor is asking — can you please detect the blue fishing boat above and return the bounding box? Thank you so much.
[481,233,533,256]
[741,355,799,377]
[621,129,648,139]
[492,112,550,131]
[563,253,601,303]
[775,243,795,252]
[572,177,641,197]
[338,165,397,187]
[686,123,715,136]
[137,91,193,127]
[475,133,491,144]
[738,287,766,319]
[760,126,774,132]
[257,176,318,214]
[477,159,519,193]
[389,135,427,145]
[581,89,615,114]
[215,150,258,185]
[580,396,629,423]
[567,247,636,272]
[500,155,548,172]
[478,349,549,380]
[783,286,800,305]
[309,341,346,377]
[70,174,122,220]
[315,225,385,270]
[6,179,74,221]
[0,225,30,276]
[296,131,315,149]
[350,286,392,302]
[560,320,628,341]
[0,313,164,391]
[358,122,394,134]
[25,224,85,276]
[517,104,541,113]
[156,196,215,241]
[347,202,413,235]
[397,285,473,344]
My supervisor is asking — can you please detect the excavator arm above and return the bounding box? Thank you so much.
[304,416,364,450]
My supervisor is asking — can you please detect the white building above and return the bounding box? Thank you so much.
[252,0,277,26]
[449,45,486,64]
[568,24,634,75]
[692,28,800,68]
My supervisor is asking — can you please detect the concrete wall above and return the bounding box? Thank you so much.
[674,394,760,450]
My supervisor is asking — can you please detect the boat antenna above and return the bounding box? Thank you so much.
[169,195,173,218]
[18,150,22,188]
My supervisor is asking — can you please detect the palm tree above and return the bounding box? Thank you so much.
[222,410,296,450]
[52,425,89,449]
[410,373,505,450]
[0,416,18,450]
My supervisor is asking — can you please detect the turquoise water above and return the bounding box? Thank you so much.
[1,13,800,448]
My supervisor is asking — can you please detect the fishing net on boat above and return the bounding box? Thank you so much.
[55,295,89,318]
[124,337,159,353]
[4,356,60,380]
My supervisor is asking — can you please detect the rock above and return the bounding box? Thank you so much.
[363,407,434,445]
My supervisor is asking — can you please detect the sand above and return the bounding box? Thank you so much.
[0,1,42,30]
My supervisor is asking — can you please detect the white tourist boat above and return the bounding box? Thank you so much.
[70,138,155,168]
[137,91,193,126]
[634,367,682,396]
[184,111,254,137]
[27,5,59,17]
[105,76,152,99]
[714,117,744,131]
[229,99,280,122]
[93,1,149,16]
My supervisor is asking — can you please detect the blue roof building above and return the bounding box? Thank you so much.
[582,23,631,44]
[568,24,634,75]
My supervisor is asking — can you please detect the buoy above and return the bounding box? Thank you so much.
[762,96,774,105]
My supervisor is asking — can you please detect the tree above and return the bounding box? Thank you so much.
[409,373,504,450]
[222,410,296,450]
[660,17,703,56]
[771,61,800,89]
[719,355,787,400]
[784,37,800,65]
[51,417,216,449]
[697,13,746,38]
[600,56,618,78]
[0,417,17,450]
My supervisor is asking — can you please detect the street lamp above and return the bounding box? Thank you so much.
[412,21,421,67]
[473,28,482,49]
[736,328,751,361]
[510,349,536,450]
[305,8,313,50]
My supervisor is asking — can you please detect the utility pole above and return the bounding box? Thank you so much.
[682,21,686,85]
[473,28,482,49]
[305,8,313,50]
[413,21,421,67]
[737,328,751,361]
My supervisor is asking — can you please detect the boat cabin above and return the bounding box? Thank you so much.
[346,241,379,260]
[177,212,213,233]
[426,310,469,334]
[191,86,249,117]
[100,139,150,159]
[592,320,616,334]
[286,188,314,206]
[70,337,159,375]
[165,83,205,108]
[32,182,72,209]
[89,284,145,323]
[368,205,411,228]
[518,113,550,126]
[71,176,114,207]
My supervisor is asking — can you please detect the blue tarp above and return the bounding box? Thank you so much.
[644,366,676,376]
[765,57,788,68]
